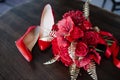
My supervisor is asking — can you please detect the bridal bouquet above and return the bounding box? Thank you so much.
[15,0,120,80]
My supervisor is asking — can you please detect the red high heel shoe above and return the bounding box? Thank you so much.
[15,26,40,62]
[38,4,54,50]
[15,4,54,62]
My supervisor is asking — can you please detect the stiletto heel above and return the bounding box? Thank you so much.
[15,4,54,61]
[38,39,51,50]
[15,26,40,62]
[38,4,54,50]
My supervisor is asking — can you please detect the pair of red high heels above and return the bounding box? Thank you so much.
[15,4,54,62]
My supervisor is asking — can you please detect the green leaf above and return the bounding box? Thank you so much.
[95,48,104,52]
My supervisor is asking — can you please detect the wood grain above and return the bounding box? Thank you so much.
[0,0,120,80]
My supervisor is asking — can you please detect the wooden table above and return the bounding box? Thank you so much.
[0,0,120,80]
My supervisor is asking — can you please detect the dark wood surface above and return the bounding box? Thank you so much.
[0,0,120,80]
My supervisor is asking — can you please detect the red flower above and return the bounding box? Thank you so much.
[83,31,99,45]
[81,20,92,31]
[52,38,60,56]
[89,49,101,64]
[75,42,88,57]
[75,56,91,68]
[57,36,70,48]
[60,47,73,66]
[56,17,84,42]
[51,10,105,68]
[63,10,85,26]
[56,17,74,36]
[52,36,73,66]
[56,36,73,66]
[75,48,101,68]
[65,25,84,42]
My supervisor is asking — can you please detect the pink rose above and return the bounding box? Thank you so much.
[75,56,91,68]
[75,42,88,57]
[75,49,101,68]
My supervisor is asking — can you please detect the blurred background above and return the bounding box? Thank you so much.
[0,0,31,16]
[0,0,120,16]
[82,0,120,15]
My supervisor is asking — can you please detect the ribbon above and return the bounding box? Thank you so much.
[100,31,120,68]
